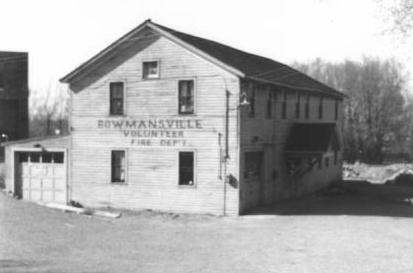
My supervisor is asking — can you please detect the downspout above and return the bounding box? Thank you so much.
[223,89,230,216]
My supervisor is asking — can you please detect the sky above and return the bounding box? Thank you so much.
[1,0,412,96]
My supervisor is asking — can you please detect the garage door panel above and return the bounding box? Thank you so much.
[42,191,54,202]
[30,190,42,202]
[53,167,66,177]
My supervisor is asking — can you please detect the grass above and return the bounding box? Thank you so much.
[2,181,413,273]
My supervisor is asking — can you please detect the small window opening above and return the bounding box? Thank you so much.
[295,92,300,118]
[305,94,310,119]
[334,100,339,120]
[318,97,323,120]
[282,90,287,119]
[249,88,255,118]
[0,72,4,89]
[266,90,273,118]
[142,61,159,79]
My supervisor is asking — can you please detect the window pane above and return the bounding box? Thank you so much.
[112,151,125,183]
[53,153,64,163]
[110,82,124,115]
[178,80,194,114]
[179,152,194,185]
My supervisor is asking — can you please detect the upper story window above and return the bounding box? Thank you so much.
[318,97,323,120]
[305,94,310,119]
[334,100,339,120]
[249,87,255,118]
[142,61,159,79]
[282,90,287,119]
[295,92,300,119]
[266,90,273,118]
[0,72,4,90]
[109,82,124,115]
[178,80,194,115]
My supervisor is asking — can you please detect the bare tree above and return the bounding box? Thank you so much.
[379,0,413,37]
[29,83,69,137]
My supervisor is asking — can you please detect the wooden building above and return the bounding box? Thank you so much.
[0,51,29,161]
[4,20,344,215]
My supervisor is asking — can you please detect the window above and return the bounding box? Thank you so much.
[325,157,329,168]
[249,88,255,118]
[318,97,323,120]
[0,72,3,89]
[334,100,339,120]
[318,157,322,169]
[142,61,159,79]
[110,82,124,115]
[282,90,287,119]
[266,91,273,118]
[111,150,126,183]
[179,152,194,186]
[305,94,310,119]
[244,152,263,178]
[178,80,194,114]
[295,92,300,118]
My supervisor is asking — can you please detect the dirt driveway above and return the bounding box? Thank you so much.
[2,181,413,273]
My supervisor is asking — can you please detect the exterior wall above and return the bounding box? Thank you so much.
[0,52,29,142]
[69,32,240,215]
[239,80,343,213]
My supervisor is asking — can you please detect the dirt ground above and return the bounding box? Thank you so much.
[2,181,413,273]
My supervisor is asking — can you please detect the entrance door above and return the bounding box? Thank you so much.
[15,151,66,203]
[244,151,264,208]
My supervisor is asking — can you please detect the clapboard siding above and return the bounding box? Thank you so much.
[70,34,240,215]
[239,81,343,212]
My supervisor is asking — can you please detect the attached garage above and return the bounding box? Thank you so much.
[2,136,69,204]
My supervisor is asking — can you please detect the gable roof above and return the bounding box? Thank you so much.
[285,123,340,153]
[60,19,343,98]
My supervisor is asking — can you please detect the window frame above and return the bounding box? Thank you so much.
[109,81,126,116]
[142,60,160,80]
[178,79,196,115]
[177,150,197,188]
[110,149,127,184]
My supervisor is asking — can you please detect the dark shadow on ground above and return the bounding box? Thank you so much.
[248,180,413,218]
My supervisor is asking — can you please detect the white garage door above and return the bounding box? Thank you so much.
[16,151,67,204]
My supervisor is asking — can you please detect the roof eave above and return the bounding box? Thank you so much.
[246,76,345,99]
[60,20,151,83]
